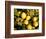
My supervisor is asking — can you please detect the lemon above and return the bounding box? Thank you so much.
[33,22,38,27]
[16,18,21,22]
[24,20,28,25]
[33,17,38,22]
[18,11,21,14]
[29,10,34,16]
[21,12,26,19]
[27,24,32,30]
[26,16,30,20]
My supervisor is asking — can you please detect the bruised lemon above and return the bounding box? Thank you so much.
[21,12,26,19]
[27,24,32,30]
[33,22,38,27]
[24,20,28,25]
[26,16,30,20]
[33,17,38,22]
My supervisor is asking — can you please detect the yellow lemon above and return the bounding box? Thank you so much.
[21,12,26,19]
[33,17,38,22]
[24,20,28,25]
[26,16,30,20]
[27,24,32,30]
[33,22,38,27]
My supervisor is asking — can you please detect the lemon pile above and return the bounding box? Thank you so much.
[14,9,39,30]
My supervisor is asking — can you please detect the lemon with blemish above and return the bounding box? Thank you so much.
[24,20,28,25]
[33,22,38,27]
[33,17,38,22]
[27,24,32,30]
[26,16,30,20]
[21,12,26,19]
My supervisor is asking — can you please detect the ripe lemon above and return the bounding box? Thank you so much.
[33,22,38,27]
[26,16,30,20]
[24,20,28,25]
[33,17,38,22]
[21,12,26,19]
[27,24,32,30]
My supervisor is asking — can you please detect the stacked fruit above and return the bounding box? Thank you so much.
[14,9,39,30]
